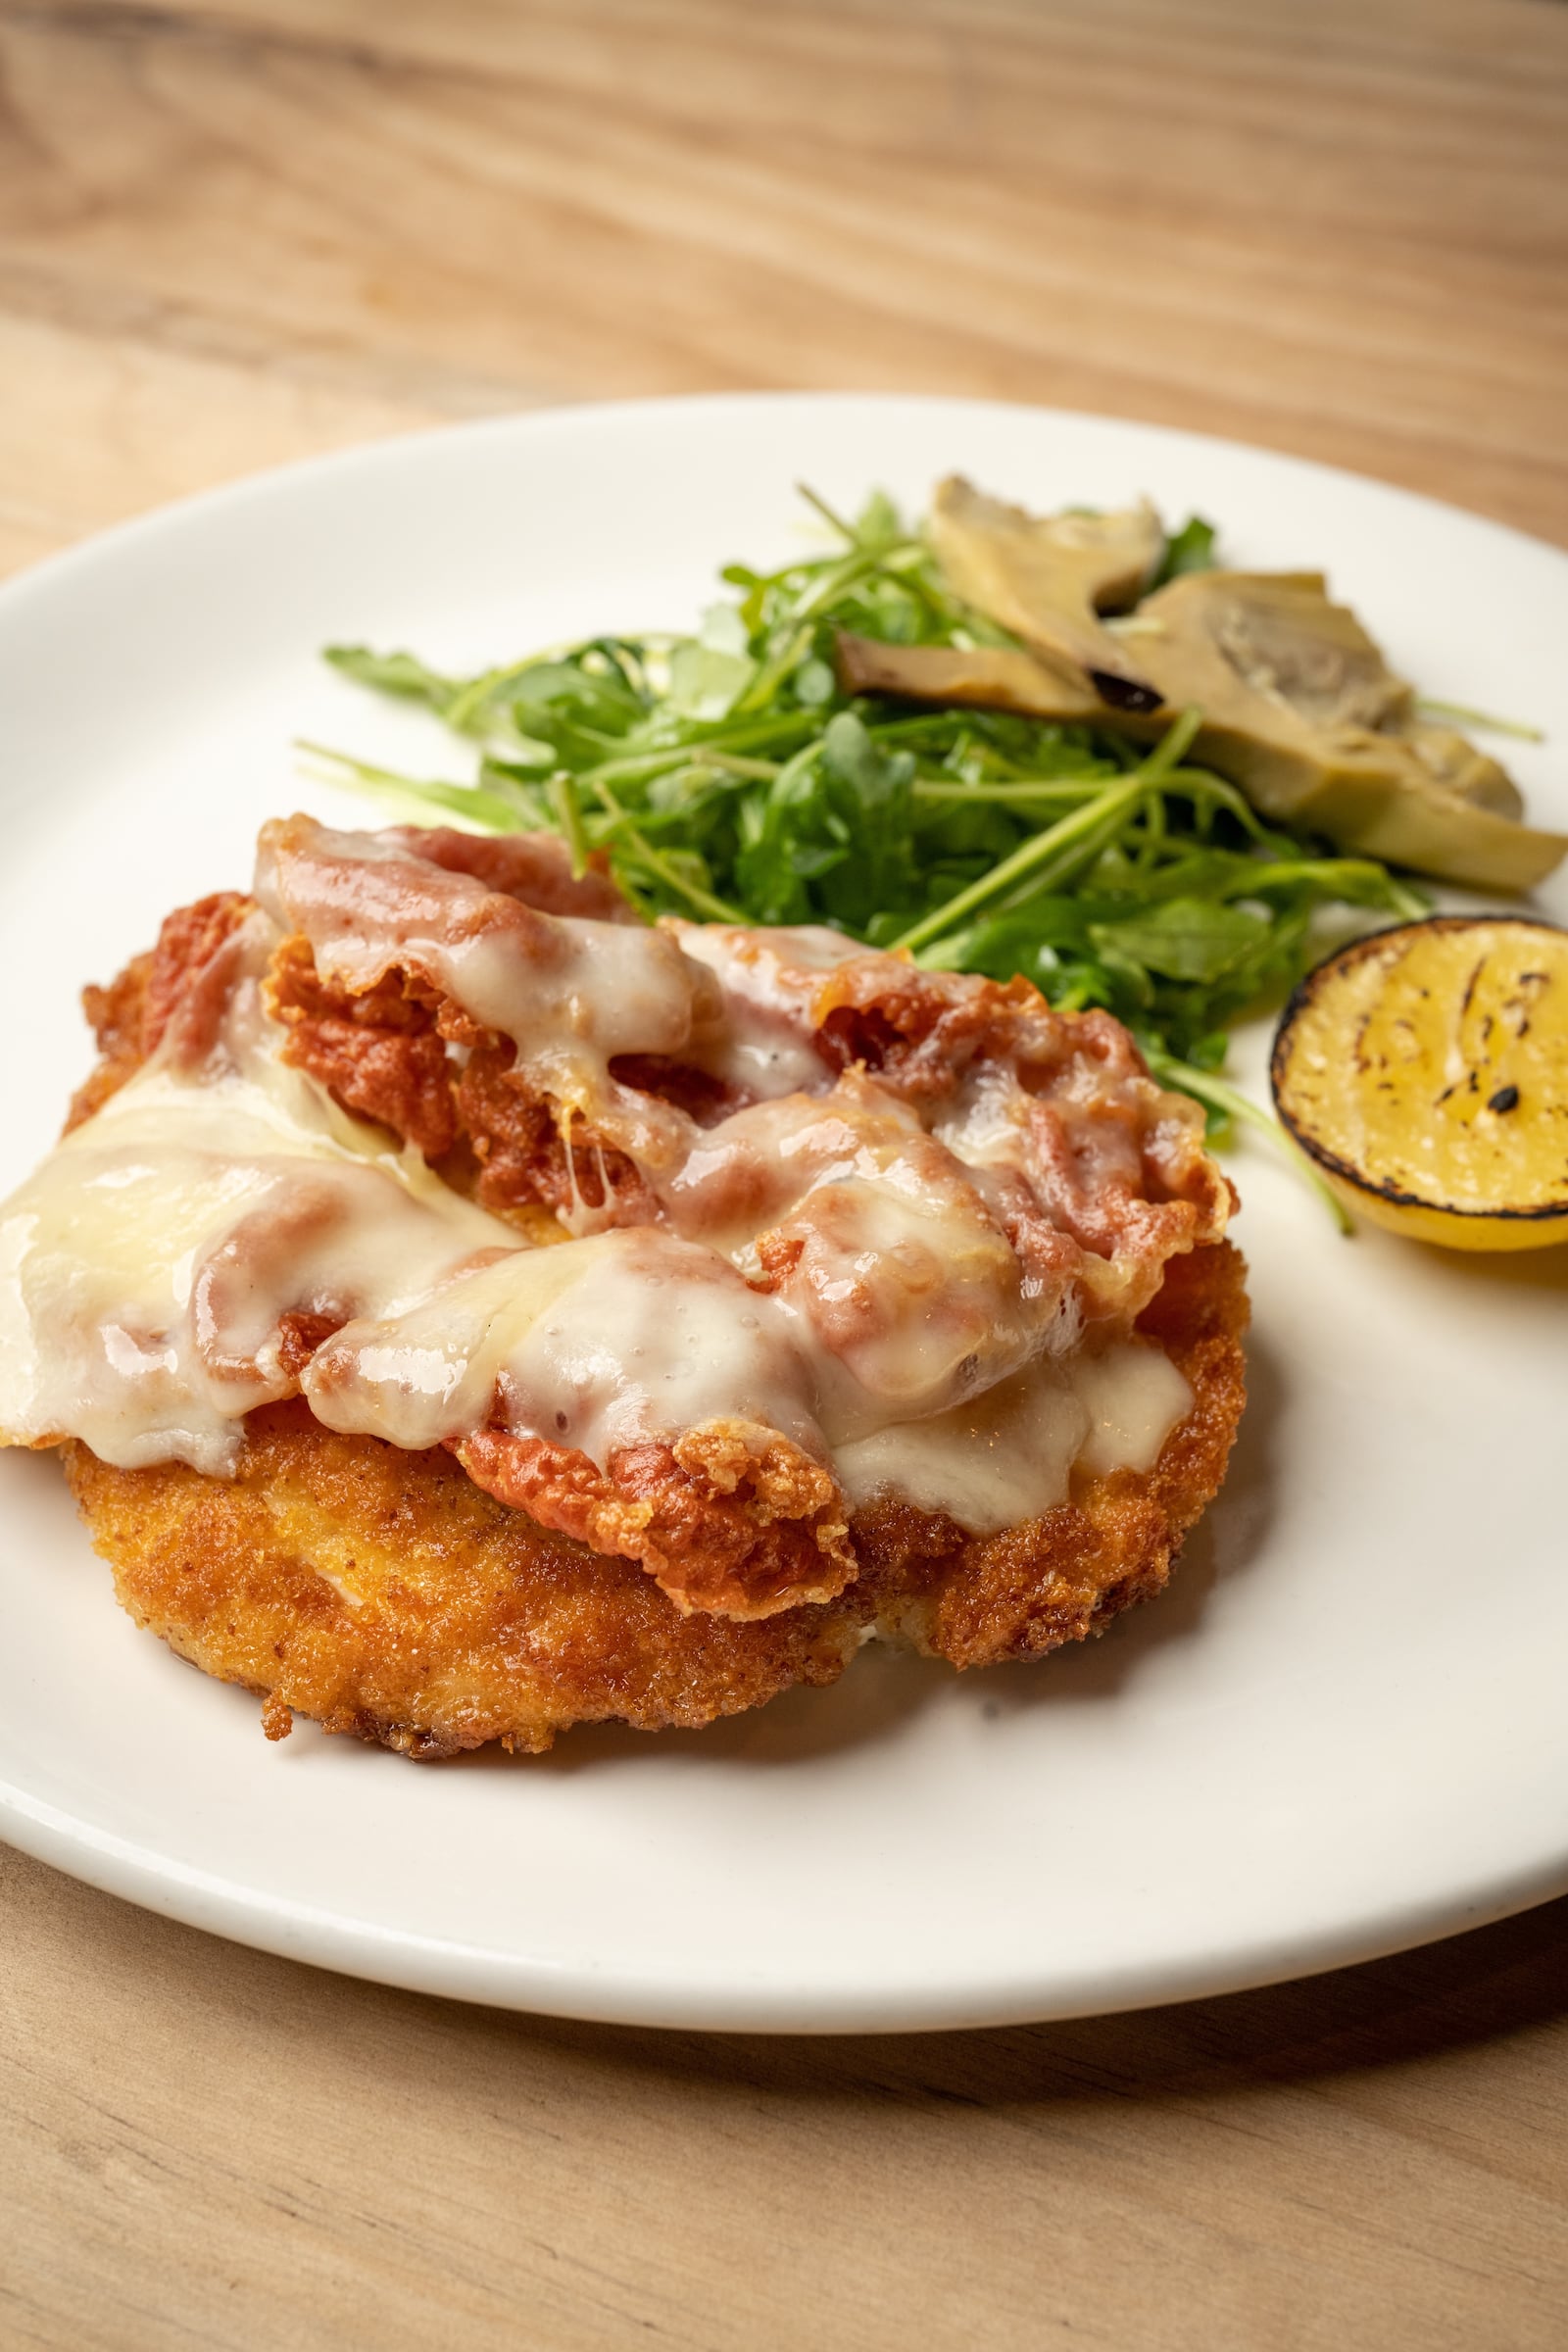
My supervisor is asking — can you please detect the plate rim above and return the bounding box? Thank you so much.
[3,388,1565,629]
[4,1779,1564,2034]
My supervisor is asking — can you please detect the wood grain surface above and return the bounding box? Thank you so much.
[2,1,1567,2345]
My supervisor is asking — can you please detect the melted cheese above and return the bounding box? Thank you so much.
[1,823,1221,1539]
[0,1019,513,1473]
[257,815,710,1205]
[305,1227,825,1464]
[835,1340,1191,1532]
[663,1081,1039,1429]
[671,922,849,1099]
[1072,1342,1195,1478]
[258,817,703,1069]
[303,1232,1191,1532]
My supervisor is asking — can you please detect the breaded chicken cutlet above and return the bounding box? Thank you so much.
[2,819,1247,1755]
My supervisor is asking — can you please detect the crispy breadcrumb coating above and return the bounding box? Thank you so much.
[36,839,1249,1754]
[61,1238,1246,1754]
[65,1402,865,1756]
[454,1418,857,1620]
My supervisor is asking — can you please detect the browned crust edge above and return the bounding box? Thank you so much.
[59,1241,1248,1758]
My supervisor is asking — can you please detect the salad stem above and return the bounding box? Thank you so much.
[620,838,742,920]
[547,771,590,878]
[591,778,744,920]
[294,740,533,833]
[795,482,859,543]
[1415,697,1544,744]
[1149,1054,1352,1235]
[910,778,1106,808]
[688,751,782,781]
[893,709,1203,955]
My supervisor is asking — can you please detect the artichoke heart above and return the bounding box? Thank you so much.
[1120,568,1566,888]
[836,633,1107,721]
[928,475,1165,711]
[838,485,1565,894]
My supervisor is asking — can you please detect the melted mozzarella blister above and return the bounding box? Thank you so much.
[0,1033,511,1473]
[305,1227,827,1465]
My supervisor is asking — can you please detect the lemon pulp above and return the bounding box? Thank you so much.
[1271,915,1568,1250]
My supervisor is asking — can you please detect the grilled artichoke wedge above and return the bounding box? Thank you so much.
[926,475,1164,712]
[837,489,1565,893]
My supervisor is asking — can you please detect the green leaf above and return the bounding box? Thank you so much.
[294,742,539,834]
[793,657,837,708]
[666,639,757,719]
[853,488,906,550]
[818,710,913,803]
[500,659,643,731]
[1149,515,1217,589]
[325,645,461,712]
[815,712,916,924]
[698,602,751,656]
[1091,895,1271,983]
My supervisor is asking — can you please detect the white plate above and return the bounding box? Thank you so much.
[2,394,1565,2033]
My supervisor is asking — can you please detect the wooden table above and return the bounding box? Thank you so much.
[3,2,1566,2343]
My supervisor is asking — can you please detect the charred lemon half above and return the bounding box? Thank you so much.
[1271,915,1568,1250]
